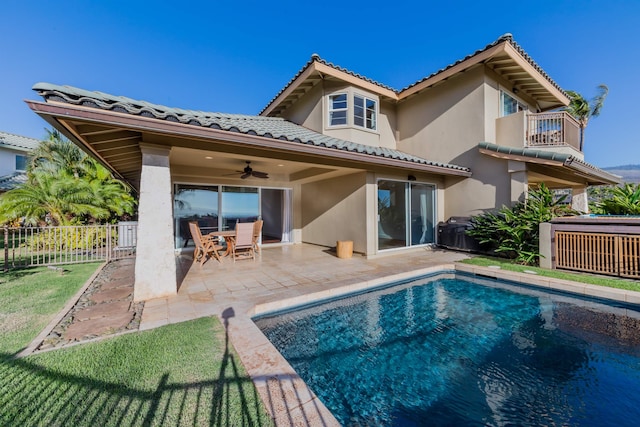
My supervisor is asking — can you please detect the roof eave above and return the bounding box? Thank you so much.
[398,40,570,108]
[565,159,623,186]
[27,99,471,180]
[479,143,621,186]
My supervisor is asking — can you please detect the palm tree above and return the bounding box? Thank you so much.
[563,84,608,151]
[0,130,136,225]
[28,129,89,177]
[0,171,107,225]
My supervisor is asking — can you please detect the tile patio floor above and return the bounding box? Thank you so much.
[139,244,469,426]
[140,244,469,329]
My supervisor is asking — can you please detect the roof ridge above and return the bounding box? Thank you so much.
[400,33,566,97]
[261,33,567,115]
[258,54,398,115]
[33,83,286,123]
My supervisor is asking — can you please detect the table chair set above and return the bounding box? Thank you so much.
[188,220,263,266]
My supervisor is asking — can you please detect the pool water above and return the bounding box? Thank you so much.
[254,275,640,426]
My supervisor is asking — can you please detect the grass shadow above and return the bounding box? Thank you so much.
[0,321,275,426]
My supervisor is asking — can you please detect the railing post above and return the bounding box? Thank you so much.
[3,225,8,273]
[106,224,112,263]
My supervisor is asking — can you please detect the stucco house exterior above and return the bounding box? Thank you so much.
[26,34,620,301]
[0,131,40,192]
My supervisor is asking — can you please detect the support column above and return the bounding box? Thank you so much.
[571,186,589,213]
[539,222,553,269]
[508,160,528,204]
[134,144,177,301]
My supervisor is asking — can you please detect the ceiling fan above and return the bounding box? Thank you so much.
[234,161,269,179]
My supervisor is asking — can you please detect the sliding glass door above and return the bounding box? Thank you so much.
[378,180,435,251]
[174,185,219,248]
[174,184,292,249]
[221,186,259,231]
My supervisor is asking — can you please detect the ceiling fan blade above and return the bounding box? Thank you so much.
[252,171,269,179]
[240,173,251,179]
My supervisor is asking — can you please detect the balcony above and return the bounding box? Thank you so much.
[527,112,580,151]
[496,111,582,155]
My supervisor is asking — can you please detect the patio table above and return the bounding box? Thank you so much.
[208,230,235,257]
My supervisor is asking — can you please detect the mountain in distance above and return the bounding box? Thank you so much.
[601,164,640,183]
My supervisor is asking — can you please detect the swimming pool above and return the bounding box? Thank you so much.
[254,273,640,426]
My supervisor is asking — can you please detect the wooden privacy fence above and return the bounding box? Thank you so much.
[2,222,138,271]
[547,217,640,279]
[555,232,640,278]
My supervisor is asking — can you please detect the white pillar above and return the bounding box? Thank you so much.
[571,186,589,214]
[539,222,553,269]
[134,144,177,301]
[508,160,528,204]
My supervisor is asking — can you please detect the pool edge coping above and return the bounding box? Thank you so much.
[233,262,640,426]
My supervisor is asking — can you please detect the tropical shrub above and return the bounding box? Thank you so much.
[591,183,640,215]
[25,226,114,252]
[467,184,576,265]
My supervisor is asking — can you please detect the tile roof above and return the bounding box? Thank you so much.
[400,34,567,97]
[259,54,398,115]
[33,83,471,174]
[478,142,621,185]
[0,131,40,151]
[0,171,27,191]
[260,33,568,114]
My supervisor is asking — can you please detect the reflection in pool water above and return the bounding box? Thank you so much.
[255,275,640,426]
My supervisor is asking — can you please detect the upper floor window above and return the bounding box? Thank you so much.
[15,155,27,171]
[500,90,528,117]
[329,93,348,126]
[354,95,377,130]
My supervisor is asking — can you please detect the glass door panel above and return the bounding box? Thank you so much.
[410,183,435,245]
[174,184,219,248]
[221,186,259,231]
[378,180,407,250]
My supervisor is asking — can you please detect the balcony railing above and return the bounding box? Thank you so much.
[527,112,581,151]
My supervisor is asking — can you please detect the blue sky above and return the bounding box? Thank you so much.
[1,0,638,167]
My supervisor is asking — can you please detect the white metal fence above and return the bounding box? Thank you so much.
[2,223,138,271]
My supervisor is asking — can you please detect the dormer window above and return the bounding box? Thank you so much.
[327,90,379,131]
[329,93,348,126]
[354,95,377,130]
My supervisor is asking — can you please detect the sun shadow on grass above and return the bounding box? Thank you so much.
[0,315,277,427]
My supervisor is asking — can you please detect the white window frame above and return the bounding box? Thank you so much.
[500,90,528,117]
[353,94,377,130]
[15,154,27,171]
[328,93,348,127]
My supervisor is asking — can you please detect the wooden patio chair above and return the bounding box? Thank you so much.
[232,222,255,262]
[252,219,263,253]
[188,221,224,266]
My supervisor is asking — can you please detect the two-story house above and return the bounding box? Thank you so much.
[27,34,620,300]
[0,131,39,192]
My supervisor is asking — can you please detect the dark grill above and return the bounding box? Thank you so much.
[437,217,480,252]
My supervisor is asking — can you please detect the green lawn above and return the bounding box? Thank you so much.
[0,264,274,426]
[0,317,274,427]
[461,256,640,292]
[0,263,101,356]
